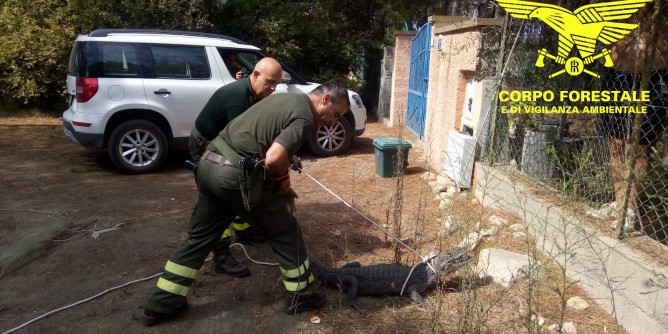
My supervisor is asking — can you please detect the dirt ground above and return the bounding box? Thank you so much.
[0,116,629,333]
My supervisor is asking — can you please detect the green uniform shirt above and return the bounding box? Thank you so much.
[220,93,314,158]
[195,77,254,140]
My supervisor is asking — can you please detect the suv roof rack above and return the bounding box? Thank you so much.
[88,29,251,45]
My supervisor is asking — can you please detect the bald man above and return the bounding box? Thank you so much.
[188,57,283,277]
[190,57,283,161]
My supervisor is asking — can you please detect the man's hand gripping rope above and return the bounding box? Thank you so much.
[272,173,299,214]
[272,155,302,215]
[290,155,302,173]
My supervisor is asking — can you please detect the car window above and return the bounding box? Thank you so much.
[151,45,210,79]
[100,43,141,77]
[68,42,82,76]
[216,48,309,85]
[236,52,260,67]
[216,48,262,79]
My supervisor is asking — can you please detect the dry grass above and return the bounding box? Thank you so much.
[0,108,61,126]
[502,167,668,268]
[299,189,628,333]
[297,123,628,334]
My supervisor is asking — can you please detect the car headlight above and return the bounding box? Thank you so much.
[351,94,364,109]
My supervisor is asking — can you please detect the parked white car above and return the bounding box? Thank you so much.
[63,29,366,174]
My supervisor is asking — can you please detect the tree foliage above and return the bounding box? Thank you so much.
[0,0,447,109]
[216,0,445,107]
[0,0,214,108]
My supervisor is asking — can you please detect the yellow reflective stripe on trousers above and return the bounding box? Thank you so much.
[283,274,315,292]
[280,259,310,279]
[164,260,198,279]
[157,277,190,296]
[232,222,250,231]
[220,228,232,240]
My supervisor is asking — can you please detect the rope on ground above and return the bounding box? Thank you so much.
[0,209,77,216]
[0,272,161,334]
[0,256,217,334]
[298,167,447,296]
[4,218,286,333]
[298,168,423,259]
[230,242,278,266]
[6,157,439,333]
[0,242,278,334]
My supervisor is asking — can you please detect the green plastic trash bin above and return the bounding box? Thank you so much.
[372,137,412,178]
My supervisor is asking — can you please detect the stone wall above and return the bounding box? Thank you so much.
[387,31,415,127]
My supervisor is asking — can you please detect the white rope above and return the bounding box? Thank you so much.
[4,160,440,333]
[0,255,215,334]
[230,242,278,266]
[0,241,281,334]
[296,168,445,297]
[399,252,438,296]
[297,168,422,258]
[1,272,161,334]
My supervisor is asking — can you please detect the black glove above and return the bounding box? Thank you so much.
[290,155,302,173]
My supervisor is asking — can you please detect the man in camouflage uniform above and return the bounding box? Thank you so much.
[189,57,282,277]
[144,82,350,325]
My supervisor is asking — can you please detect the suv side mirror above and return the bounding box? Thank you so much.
[281,71,292,84]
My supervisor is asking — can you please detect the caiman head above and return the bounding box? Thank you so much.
[430,247,473,275]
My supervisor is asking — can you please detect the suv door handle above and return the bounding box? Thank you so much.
[154,89,171,95]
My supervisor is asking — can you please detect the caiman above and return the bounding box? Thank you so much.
[310,248,471,311]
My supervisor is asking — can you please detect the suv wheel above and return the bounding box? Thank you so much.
[108,120,168,174]
[308,117,352,157]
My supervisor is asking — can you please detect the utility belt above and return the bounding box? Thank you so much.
[201,150,260,171]
[209,136,265,212]
[192,127,209,148]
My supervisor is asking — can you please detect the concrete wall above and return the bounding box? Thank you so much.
[387,31,415,127]
[474,163,668,334]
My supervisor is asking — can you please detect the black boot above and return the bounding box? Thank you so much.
[285,291,326,315]
[143,304,188,326]
[212,253,250,277]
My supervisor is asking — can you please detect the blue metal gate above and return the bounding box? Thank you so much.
[406,22,431,138]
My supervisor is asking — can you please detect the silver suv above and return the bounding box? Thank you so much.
[63,29,366,174]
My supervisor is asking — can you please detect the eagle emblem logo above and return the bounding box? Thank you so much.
[497,0,651,78]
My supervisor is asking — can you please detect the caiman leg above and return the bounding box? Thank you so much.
[340,276,367,311]
[409,288,431,308]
